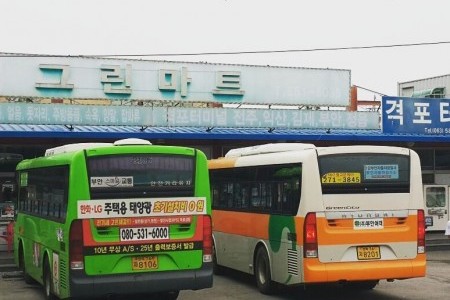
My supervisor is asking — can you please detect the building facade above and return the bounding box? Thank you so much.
[398,74,450,98]
[1,54,450,231]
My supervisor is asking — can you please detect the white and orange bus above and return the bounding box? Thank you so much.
[209,143,426,294]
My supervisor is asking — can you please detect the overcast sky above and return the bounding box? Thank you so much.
[1,0,450,100]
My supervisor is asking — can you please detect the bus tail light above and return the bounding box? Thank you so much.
[69,220,85,270]
[417,209,425,254]
[203,215,213,263]
[304,212,318,258]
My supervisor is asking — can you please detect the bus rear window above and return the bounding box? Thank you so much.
[88,154,195,199]
[318,154,410,194]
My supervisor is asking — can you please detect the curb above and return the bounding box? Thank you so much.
[1,271,23,279]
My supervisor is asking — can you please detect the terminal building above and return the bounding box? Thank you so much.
[0,54,449,231]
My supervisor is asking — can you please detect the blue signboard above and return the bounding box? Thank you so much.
[382,96,450,135]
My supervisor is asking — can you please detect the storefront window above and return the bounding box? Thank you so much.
[435,150,450,170]
[415,149,434,171]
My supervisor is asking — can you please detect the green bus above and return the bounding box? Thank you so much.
[13,138,213,300]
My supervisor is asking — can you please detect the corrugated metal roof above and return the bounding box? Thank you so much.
[1,124,450,143]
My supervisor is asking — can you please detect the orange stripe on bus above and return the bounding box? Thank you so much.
[212,210,270,240]
[214,213,418,246]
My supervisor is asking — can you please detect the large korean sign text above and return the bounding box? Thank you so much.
[0,56,350,106]
[382,96,450,135]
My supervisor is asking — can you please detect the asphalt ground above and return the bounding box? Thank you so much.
[1,250,450,300]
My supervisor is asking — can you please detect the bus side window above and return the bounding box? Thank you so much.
[219,185,229,208]
[233,183,240,207]
[225,183,233,208]
[271,164,302,216]
[250,184,261,208]
[273,183,284,213]
[17,167,69,222]
[281,179,300,215]
[240,185,249,208]
[211,185,220,208]
[260,183,272,210]
[234,183,248,209]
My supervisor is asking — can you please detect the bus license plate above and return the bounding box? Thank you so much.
[120,226,169,242]
[357,246,381,260]
[132,256,158,270]
[321,172,361,184]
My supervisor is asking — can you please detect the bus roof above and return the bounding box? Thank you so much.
[225,143,316,158]
[44,138,152,156]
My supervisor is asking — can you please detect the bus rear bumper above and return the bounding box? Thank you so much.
[304,255,426,283]
[69,263,213,298]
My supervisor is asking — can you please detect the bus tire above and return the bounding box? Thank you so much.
[255,246,275,294]
[19,244,34,284]
[213,242,224,275]
[43,260,57,300]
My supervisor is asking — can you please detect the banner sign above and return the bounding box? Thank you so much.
[0,56,350,106]
[0,103,379,129]
[77,197,206,219]
[0,102,164,126]
[382,96,450,134]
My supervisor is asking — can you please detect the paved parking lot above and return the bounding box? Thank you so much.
[1,250,450,300]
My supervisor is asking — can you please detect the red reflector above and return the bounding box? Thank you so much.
[304,212,318,258]
[417,210,425,253]
[203,215,212,262]
[203,215,212,254]
[69,220,84,269]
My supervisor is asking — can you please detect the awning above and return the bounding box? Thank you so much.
[2,124,450,143]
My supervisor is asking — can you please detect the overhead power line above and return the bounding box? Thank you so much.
[353,85,387,96]
[1,41,450,58]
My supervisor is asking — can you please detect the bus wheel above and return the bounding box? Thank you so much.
[255,247,275,294]
[19,246,34,284]
[43,261,56,300]
[213,242,224,275]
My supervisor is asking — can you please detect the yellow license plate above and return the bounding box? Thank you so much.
[357,246,381,260]
[132,256,158,270]
[321,172,361,184]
